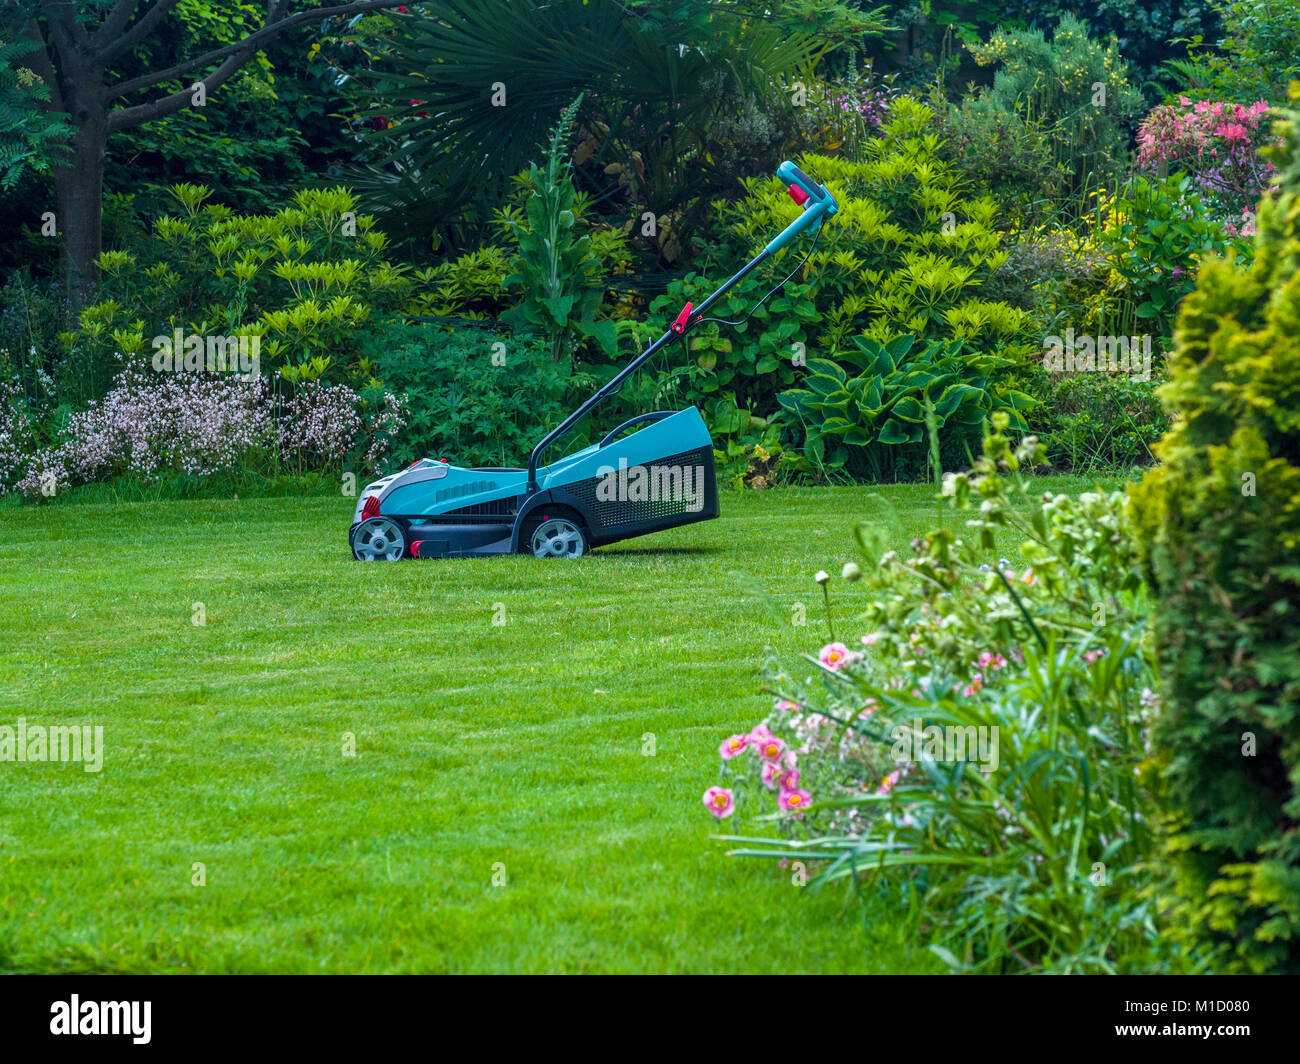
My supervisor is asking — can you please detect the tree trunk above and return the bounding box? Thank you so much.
[52,109,107,317]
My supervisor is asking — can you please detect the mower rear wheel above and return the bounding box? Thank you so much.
[526,515,589,559]
[351,515,408,561]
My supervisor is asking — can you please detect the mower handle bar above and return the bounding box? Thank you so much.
[524,161,835,494]
[766,161,838,256]
[779,161,827,203]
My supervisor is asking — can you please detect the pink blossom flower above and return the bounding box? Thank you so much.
[861,632,881,647]
[820,642,851,669]
[761,761,783,791]
[719,734,749,760]
[858,698,879,718]
[755,735,787,762]
[749,724,775,745]
[778,788,812,812]
[963,673,983,698]
[779,766,801,791]
[775,699,801,712]
[12,369,406,496]
[977,652,1007,671]
[1084,648,1106,663]
[702,786,735,818]
[876,770,901,796]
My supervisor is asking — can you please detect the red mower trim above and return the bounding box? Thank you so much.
[410,540,423,558]
[788,183,809,206]
[361,495,381,520]
[671,301,694,334]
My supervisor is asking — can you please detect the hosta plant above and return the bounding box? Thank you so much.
[775,335,1034,481]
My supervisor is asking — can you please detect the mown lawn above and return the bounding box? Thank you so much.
[0,478,1110,973]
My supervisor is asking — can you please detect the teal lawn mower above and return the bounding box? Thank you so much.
[349,161,838,560]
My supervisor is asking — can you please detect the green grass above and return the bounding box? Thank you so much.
[0,479,1108,973]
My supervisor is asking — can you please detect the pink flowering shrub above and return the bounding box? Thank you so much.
[279,381,407,474]
[15,370,276,496]
[705,417,1166,973]
[9,369,406,497]
[1135,97,1277,227]
[0,381,41,491]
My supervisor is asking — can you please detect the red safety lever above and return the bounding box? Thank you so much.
[671,301,694,335]
[788,183,809,206]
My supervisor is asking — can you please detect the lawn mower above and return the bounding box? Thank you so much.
[349,161,838,560]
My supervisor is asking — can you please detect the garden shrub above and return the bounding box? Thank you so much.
[67,184,410,401]
[986,215,1173,475]
[1029,371,1167,473]
[363,321,573,469]
[1135,96,1277,228]
[1099,173,1246,340]
[1184,0,1300,104]
[963,15,1144,187]
[1128,96,1300,973]
[704,418,1164,972]
[981,228,1107,325]
[652,98,1035,480]
[403,246,513,323]
[903,0,1219,102]
[1002,175,1248,386]
[928,96,1069,229]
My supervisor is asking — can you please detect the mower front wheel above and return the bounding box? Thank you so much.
[350,515,408,561]
[523,513,589,559]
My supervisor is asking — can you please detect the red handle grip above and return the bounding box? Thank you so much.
[671,301,694,335]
